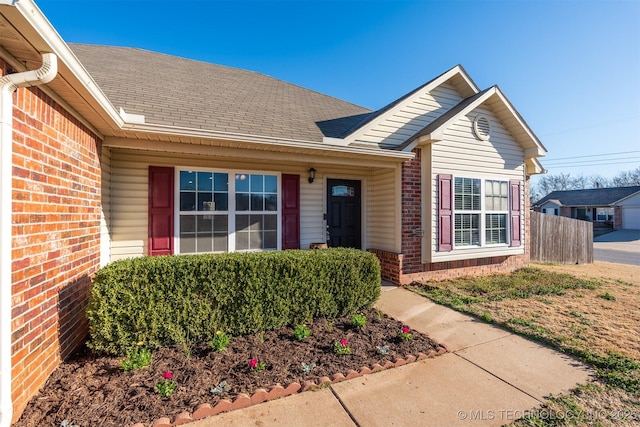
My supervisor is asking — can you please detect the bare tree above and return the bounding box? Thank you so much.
[532,166,640,203]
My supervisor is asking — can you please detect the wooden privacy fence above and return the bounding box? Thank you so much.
[530,211,593,264]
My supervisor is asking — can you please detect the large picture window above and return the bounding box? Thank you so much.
[178,169,279,254]
[454,177,509,247]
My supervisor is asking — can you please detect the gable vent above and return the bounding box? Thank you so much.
[473,114,491,140]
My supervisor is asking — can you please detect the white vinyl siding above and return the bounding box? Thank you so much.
[422,104,526,263]
[369,166,401,252]
[353,84,463,147]
[107,148,396,260]
[100,145,112,267]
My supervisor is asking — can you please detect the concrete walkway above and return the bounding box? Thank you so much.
[188,287,593,426]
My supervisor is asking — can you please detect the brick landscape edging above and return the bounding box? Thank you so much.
[131,344,448,427]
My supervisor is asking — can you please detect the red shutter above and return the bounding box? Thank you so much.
[509,180,522,247]
[437,174,453,252]
[281,174,300,249]
[148,166,174,256]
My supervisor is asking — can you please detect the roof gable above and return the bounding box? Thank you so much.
[405,86,546,159]
[338,65,480,146]
[535,186,640,207]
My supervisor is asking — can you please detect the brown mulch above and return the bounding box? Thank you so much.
[16,309,444,427]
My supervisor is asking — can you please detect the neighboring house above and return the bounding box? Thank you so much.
[534,186,640,230]
[0,1,546,423]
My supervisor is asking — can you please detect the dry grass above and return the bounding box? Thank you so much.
[409,262,640,426]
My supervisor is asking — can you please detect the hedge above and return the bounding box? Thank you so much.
[87,248,381,355]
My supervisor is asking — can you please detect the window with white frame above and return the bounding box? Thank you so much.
[454,177,509,247]
[595,207,613,222]
[178,169,278,254]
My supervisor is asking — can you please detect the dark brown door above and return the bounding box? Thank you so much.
[148,166,174,256]
[281,174,300,249]
[326,179,361,248]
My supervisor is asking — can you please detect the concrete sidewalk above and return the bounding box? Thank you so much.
[188,287,593,426]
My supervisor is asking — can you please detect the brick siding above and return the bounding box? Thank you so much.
[8,66,102,421]
[613,206,623,230]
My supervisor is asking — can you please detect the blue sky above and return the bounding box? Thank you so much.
[36,0,639,180]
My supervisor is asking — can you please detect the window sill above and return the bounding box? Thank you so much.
[425,245,524,263]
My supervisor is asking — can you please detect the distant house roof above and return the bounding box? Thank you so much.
[534,186,640,207]
[69,44,371,143]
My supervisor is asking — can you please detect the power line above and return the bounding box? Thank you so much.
[543,156,640,166]
[542,150,640,162]
[544,160,640,168]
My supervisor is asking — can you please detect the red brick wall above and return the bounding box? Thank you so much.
[368,249,402,284]
[9,75,102,421]
[370,151,531,285]
[613,206,623,230]
[400,148,422,273]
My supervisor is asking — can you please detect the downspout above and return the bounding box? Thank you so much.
[0,52,57,427]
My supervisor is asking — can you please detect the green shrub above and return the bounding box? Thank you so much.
[209,331,232,352]
[350,313,367,328]
[121,347,152,371]
[292,324,311,341]
[88,248,381,355]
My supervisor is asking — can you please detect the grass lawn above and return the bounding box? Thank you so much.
[408,264,640,426]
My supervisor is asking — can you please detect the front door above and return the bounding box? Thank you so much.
[326,179,361,248]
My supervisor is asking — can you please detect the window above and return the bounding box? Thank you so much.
[178,169,279,254]
[454,177,509,247]
[235,173,278,251]
[596,207,613,222]
[484,180,508,245]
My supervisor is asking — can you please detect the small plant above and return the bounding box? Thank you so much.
[249,358,266,372]
[377,345,389,355]
[480,311,493,323]
[376,309,384,320]
[351,313,367,329]
[121,347,152,371]
[258,331,266,344]
[333,339,351,355]
[154,371,176,398]
[598,292,616,301]
[397,326,413,341]
[209,331,232,352]
[301,362,316,373]
[324,319,335,333]
[210,380,231,395]
[293,324,311,341]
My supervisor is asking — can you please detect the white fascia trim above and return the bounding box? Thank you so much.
[612,190,640,205]
[411,87,547,160]
[342,65,479,144]
[120,122,415,161]
[6,0,123,128]
[526,158,546,176]
[492,87,546,157]
[0,52,58,427]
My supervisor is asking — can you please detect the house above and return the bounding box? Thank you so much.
[0,0,546,423]
[534,186,640,230]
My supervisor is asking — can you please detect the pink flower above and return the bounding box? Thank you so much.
[249,359,258,369]
[162,371,173,380]
[340,339,348,347]
[401,326,410,334]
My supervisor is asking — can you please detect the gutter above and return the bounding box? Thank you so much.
[120,122,416,162]
[0,52,57,427]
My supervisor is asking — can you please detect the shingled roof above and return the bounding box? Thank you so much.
[69,44,372,142]
[535,186,640,207]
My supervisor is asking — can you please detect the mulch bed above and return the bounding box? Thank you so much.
[16,309,445,427]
